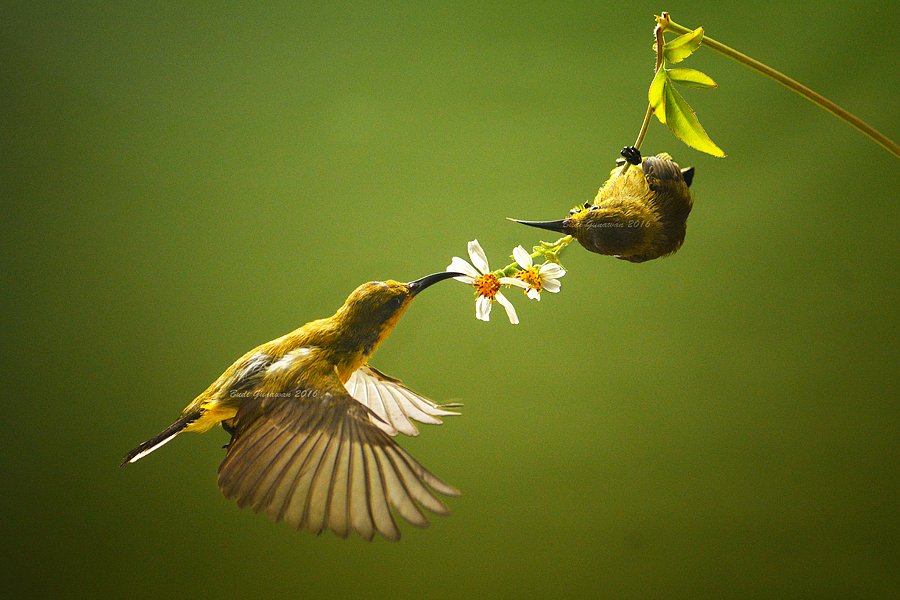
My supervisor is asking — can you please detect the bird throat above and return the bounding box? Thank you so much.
[331,301,411,382]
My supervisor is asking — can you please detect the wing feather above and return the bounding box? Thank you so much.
[369,381,399,434]
[246,426,303,513]
[218,419,280,489]
[305,415,344,534]
[362,439,399,540]
[254,403,329,515]
[327,427,351,538]
[217,380,456,541]
[375,445,429,527]
[282,421,332,529]
[385,442,453,515]
[347,419,375,541]
[344,364,461,437]
[234,427,295,510]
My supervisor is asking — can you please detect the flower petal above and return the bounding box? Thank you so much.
[539,263,566,279]
[542,279,561,293]
[526,288,541,301]
[467,239,490,274]
[447,256,480,280]
[499,276,528,289]
[512,245,533,270]
[495,292,519,324]
[476,294,492,321]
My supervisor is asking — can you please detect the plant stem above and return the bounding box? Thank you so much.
[495,235,574,277]
[620,23,666,178]
[633,106,654,153]
[658,13,899,157]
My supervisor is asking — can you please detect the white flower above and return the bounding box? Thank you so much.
[447,239,527,324]
[511,245,566,301]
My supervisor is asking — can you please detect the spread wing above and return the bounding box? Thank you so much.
[218,373,459,541]
[344,364,461,437]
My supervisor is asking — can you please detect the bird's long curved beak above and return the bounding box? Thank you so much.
[508,217,568,234]
[407,271,464,295]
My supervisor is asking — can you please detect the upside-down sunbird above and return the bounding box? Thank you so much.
[122,271,462,541]
[513,149,695,263]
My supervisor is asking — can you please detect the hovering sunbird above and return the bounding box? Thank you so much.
[123,271,463,541]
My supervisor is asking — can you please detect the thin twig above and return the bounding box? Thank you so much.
[620,22,666,178]
[658,13,899,157]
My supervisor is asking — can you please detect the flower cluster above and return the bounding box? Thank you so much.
[447,240,566,324]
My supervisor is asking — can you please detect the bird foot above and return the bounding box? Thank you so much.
[569,201,592,215]
[620,146,642,166]
[221,420,236,450]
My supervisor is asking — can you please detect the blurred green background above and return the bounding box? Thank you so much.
[2,2,898,598]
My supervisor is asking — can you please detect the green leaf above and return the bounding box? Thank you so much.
[664,27,704,64]
[648,65,669,123]
[666,68,717,88]
[663,83,725,157]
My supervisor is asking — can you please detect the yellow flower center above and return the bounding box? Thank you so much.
[517,268,542,292]
[473,273,501,299]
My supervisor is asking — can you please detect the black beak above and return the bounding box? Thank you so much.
[407,271,463,295]
[508,217,569,234]
[681,166,695,188]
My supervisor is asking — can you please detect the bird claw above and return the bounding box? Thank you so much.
[620,146,642,166]
[569,201,592,215]
[221,420,237,450]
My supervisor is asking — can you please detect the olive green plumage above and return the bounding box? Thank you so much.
[515,153,695,263]
[122,272,462,541]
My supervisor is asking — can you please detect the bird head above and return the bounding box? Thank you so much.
[337,271,462,334]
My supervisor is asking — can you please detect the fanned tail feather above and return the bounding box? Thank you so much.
[121,411,201,466]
